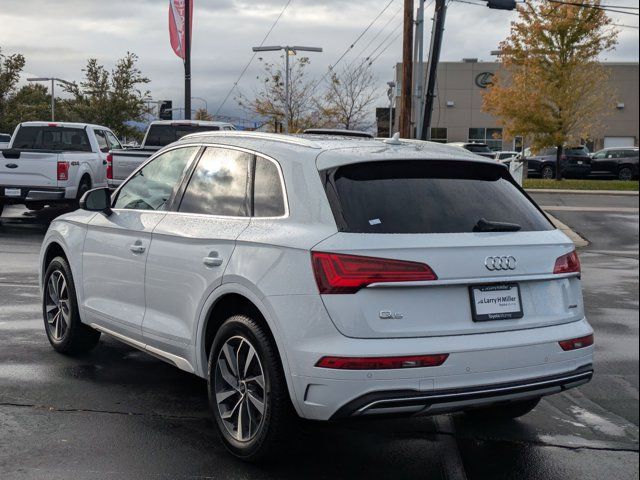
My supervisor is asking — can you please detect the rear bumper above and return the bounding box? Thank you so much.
[330,364,593,419]
[0,186,67,203]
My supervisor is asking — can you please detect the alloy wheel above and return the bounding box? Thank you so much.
[619,168,633,181]
[541,166,554,179]
[214,336,266,442]
[45,270,70,341]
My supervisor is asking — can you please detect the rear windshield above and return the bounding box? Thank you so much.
[145,124,221,147]
[12,126,91,152]
[465,144,491,153]
[322,160,553,234]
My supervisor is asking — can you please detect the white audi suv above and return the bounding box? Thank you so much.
[40,132,594,461]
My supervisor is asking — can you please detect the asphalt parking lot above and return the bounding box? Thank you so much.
[1,192,638,480]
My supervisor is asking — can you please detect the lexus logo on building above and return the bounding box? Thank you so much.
[485,256,517,271]
[475,72,495,89]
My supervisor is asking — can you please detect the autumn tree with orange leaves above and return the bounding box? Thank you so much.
[482,0,618,179]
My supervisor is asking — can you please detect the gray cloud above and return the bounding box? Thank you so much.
[2,0,638,120]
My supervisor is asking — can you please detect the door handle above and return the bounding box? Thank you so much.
[203,252,223,267]
[130,240,146,254]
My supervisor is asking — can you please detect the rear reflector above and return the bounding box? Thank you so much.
[559,334,594,351]
[554,250,581,275]
[311,252,437,294]
[316,354,449,370]
[106,153,113,180]
[57,161,69,181]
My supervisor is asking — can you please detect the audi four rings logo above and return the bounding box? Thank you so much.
[485,256,517,271]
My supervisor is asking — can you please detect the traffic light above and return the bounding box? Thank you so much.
[487,0,516,10]
[159,100,173,120]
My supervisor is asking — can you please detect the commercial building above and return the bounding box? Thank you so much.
[379,60,639,151]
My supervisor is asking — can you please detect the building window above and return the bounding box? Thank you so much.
[468,128,503,151]
[430,128,448,143]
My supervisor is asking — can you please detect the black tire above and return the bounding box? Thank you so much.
[42,256,101,354]
[208,315,295,462]
[618,166,634,181]
[76,176,91,204]
[541,165,555,180]
[465,397,540,420]
[25,202,45,211]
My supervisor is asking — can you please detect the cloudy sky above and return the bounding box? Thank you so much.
[1,0,638,122]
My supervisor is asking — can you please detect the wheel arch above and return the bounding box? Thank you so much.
[195,283,300,415]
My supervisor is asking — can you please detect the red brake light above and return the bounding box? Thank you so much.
[57,161,69,181]
[559,334,594,351]
[554,250,581,274]
[106,153,113,180]
[316,354,449,370]
[311,252,437,294]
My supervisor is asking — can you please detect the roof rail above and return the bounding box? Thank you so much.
[302,129,374,139]
[180,131,322,149]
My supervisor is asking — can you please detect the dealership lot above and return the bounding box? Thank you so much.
[0,193,638,480]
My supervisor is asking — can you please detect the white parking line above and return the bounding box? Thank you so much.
[542,206,639,213]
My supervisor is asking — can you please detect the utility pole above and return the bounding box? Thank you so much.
[413,0,426,139]
[420,0,515,140]
[420,0,447,140]
[387,81,396,137]
[184,0,192,120]
[399,0,414,138]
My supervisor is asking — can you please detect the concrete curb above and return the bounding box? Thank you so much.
[527,189,639,196]
[546,213,589,248]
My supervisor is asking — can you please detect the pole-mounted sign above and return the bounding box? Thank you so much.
[169,0,193,119]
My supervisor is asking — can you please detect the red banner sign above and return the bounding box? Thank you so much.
[169,0,193,60]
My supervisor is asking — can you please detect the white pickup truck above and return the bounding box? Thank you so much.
[0,122,121,216]
[107,120,235,188]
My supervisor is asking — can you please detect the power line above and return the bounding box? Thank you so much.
[313,0,397,89]
[215,0,293,115]
[546,0,639,16]
[349,5,403,67]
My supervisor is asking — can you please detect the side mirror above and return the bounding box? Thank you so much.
[80,187,112,216]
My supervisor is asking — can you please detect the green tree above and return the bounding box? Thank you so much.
[4,84,56,128]
[63,52,151,140]
[482,0,618,179]
[0,48,26,132]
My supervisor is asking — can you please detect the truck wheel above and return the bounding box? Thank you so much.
[465,398,540,420]
[76,177,91,203]
[618,166,633,181]
[43,256,101,354]
[541,165,555,180]
[25,202,45,211]
[208,315,295,462]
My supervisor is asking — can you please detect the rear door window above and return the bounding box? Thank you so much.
[95,130,109,153]
[178,147,251,216]
[322,160,553,234]
[12,126,92,151]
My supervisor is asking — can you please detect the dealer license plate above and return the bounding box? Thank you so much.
[469,284,524,322]
[4,188,21,197]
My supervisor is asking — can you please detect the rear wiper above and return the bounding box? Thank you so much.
[474,218,522,232]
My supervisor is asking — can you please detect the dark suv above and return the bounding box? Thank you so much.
[590,147,639,180]
[447,142,496,159]
[524,147,591,179]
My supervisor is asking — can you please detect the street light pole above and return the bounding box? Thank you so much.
[27,77,73,122]
[252,45,323,133]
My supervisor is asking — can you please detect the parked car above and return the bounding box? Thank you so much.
[0,122,121,216]
[40,132,593,461]
[447,142,495,159]
[590,147,639,180]
[494,151,519,161]
[524,147,591,179]
[107,120,236,189]
[0,133,12,149]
